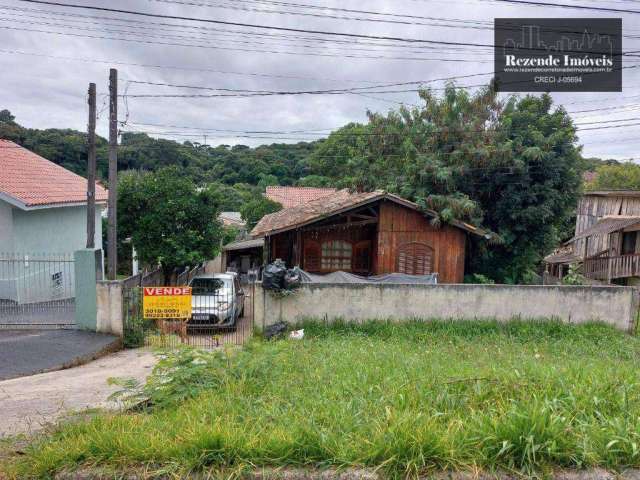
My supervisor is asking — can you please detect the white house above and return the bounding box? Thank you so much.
[0,140,108,302]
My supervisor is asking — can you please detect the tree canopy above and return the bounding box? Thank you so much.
[585,162,640,191]
[117,168,225,280]
[308,86,583,283]
[240,196,282,230]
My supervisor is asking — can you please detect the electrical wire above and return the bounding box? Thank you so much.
[13,0,639,57]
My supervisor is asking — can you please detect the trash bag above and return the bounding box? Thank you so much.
[264,321,288,340]
[284,267,302,290]
[289,329,304,340]
[263,259,286,290]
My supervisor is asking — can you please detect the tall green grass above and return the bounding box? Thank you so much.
[4,319,640,479]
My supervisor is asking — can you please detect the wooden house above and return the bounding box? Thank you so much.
[251,189,488,283]
[545,191,640,284]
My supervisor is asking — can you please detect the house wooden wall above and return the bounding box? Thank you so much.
[268,200,469,283]
[575,194,640,258]
[301,225,376,274]
[376,201,466,283]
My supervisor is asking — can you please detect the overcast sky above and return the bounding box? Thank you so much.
[0,0,638,160]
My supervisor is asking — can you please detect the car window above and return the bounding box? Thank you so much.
[190,278,230,295]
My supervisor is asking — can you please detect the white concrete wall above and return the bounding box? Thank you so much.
[254,283,640,332]
[0,200,14,252]
[96,281,123,336]
[12,204,103,254]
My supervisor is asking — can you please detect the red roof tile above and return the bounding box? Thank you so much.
[0,140,108,208]
[265,186,336,208]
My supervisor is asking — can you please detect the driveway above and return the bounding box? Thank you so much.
[0,329,120,380]
[0,349,157,438]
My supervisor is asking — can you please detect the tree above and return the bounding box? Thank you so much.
[257,173,279,190]
[240,196,282,230]
[118,168,224,282]
[0,109,15,123]
[585,162,640,191]
[296,175,335,187]
[472,94,582,282]
[308,85,582,283]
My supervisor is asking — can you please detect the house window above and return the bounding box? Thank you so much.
[397,242,434,275]
[622,231,638,255]
[321,240,352,271]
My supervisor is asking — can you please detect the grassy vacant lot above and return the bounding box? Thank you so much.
[4,320,640,478]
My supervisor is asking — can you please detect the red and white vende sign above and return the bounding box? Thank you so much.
[143,287,192,319]
[143,287,192,296]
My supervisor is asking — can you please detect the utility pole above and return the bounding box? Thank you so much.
[86,83,97,250]
[107,68,118,280]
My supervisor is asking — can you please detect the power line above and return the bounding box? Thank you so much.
[481,0,640,14]
[3,48,635,113]
[0,4,514,49]
[13,0,639,57]
[4,4,637,51]
[11,0,509,46]
[147,0,640,38]
[0,24,493,63]
[0,48,425,85]
[121,115,640,139]
[149,0,494,28]
[122,78,485,95]
[119,63,640,98]
[0,9,498,56]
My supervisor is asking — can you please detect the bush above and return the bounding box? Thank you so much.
[464,273,495,284]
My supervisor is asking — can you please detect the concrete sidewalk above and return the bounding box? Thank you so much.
[0,349,156,438]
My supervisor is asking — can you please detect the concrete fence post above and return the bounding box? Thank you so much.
[96,281,124,336]
[74,249,99,330]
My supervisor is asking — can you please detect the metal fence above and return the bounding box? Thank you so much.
[122,280,254,349]
[122,264,205,288]
[121,267,164,288]
[0,253,75,328]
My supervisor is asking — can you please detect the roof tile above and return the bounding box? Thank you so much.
[0,140,108,208]
[265,186,336,208]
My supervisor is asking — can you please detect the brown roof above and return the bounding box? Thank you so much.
[219,211,245,227]
[584,190,640,197]
[252,189,487,237]
[0,140,108,209]
[544,247,580,264]
[570,216,640,242]
[224,237,264,251]
[265,186,336,208]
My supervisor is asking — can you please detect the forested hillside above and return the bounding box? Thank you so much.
[0,109,320,187]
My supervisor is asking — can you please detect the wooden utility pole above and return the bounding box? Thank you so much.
[107,68,118,280]
[86,83,97,250]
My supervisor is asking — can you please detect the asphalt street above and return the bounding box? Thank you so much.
[0,329,120,380]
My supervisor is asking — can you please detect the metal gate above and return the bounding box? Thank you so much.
[0,253,75,328]
[122,279,255,349]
